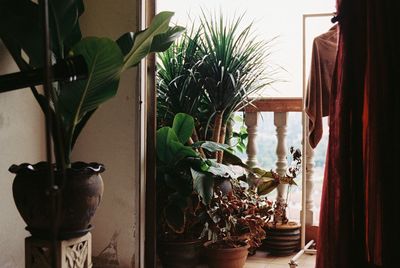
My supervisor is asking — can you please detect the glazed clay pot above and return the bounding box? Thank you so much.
[157,239,203,268]
[204,241,250,268]
[10,161,104,239]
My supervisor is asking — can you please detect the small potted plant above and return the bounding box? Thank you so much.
[203,178,273,268]
[0,0,184,240]
[254,147,303,255]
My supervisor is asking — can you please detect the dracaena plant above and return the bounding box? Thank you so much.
[196,11,279,162]
[0,0,184,168]
[156,11,281,161]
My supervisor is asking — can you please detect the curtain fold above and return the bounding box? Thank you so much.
[316,0,400,267]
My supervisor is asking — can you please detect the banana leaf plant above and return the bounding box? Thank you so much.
[0,0,185,168]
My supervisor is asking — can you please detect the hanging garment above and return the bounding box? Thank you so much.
[305,24,338,148]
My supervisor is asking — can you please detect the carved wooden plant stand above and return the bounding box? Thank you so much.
[25,232,92,268]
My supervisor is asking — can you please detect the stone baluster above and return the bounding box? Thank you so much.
[245,112,260,168]
[274,112,288,219]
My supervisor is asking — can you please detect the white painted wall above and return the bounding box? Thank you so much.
[0,41,46,267]
[72,0,141,267]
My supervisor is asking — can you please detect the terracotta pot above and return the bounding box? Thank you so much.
[204,241,250,268]
[10,161,104,239]
[263,221,301,256]
[157,239,203,268]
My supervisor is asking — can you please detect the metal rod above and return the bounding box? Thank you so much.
[289,240,315,267]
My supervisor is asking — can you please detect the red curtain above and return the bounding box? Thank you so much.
[316,0,400,267]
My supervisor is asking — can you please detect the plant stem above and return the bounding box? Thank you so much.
[192,128,206,158]
[217,124,227,162]
[212,111,223,161]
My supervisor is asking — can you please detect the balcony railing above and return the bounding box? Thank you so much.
[243,97,316,226]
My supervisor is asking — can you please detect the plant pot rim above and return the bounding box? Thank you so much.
[266,221,301,230]
[9,161,105,175]
[204,241,250,251]
[159,238,204,246]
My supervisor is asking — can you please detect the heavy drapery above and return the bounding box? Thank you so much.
[316,0,400,267]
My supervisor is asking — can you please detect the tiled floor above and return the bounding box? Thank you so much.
[245,250,316,268]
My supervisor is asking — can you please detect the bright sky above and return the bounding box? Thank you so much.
[157,0,336,97]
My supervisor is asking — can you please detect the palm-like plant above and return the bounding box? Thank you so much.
[197,11,277,161]
[156,28,203,130]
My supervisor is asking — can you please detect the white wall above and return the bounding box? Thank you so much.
[72,0,141,267]
[0,41,46,267]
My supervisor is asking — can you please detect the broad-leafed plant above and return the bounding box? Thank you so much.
[0,0,184,168]
[156,113,251,240]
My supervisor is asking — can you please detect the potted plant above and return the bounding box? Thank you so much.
[203,178,273,268]
[253,147,303,256]
[0,0,184,239]
[156,112,255,267]
[156,113,207,268]
[156,11,279,158]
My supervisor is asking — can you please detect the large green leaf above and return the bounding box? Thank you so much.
[169,141,198,164]
[199,141,230,153]
[191,168,214,205]
[58,37,124,154]
[122,11,178,69]
[172,113,194,144]
[156,127,173,163]
[156,126,197,165]
[222,149,249,169]
[206,160,241,179]
[257,177,279,196]
[150,26,186,52]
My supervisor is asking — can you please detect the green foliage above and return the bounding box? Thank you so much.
[196,11,278,132]
[156,27,203,128]
[156,113,207,238]
[156,113,255,238]
[156,10,279,152]
[0,1,184,166]
[230,115,248,153]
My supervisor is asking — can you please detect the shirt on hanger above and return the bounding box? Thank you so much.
[305,24,338,148]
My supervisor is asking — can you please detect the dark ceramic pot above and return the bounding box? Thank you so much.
[204,241,250,268]
[9,161,104,239]
[263,221,301,256]
[157,239,203,268]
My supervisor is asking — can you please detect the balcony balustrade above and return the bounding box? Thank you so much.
[244,97,316,226]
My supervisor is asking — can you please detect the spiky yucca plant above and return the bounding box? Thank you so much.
[197,11,277,161]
